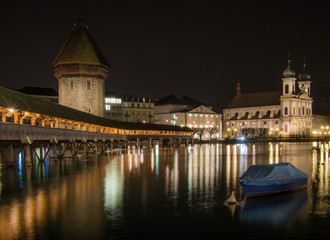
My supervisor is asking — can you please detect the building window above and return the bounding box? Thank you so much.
[284,107,288,115]
[70,80,74,90]
[87,80,91,90]
[285,84,289,94]
[105,105,110,110]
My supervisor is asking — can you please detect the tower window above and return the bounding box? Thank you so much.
[284,107,288,115]
[285,84,289,94]
[87,80,91,90]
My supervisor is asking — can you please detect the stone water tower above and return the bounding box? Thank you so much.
[52,20,110,117]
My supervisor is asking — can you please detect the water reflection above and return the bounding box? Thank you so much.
[0,157,107,239]
[104,155,124,228]
[242,189,308,226]
[0,142,329,239]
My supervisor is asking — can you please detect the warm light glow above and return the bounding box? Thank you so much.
[105,97,121,104]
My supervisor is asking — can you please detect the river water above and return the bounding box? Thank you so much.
[0,142,329,239]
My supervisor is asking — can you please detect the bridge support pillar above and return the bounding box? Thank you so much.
[6,144,15,166]
[169,138,173,147]
[24,144,32,167]
[110,139,114,150]
[149,138,152,147]
[52,143,58,160]
[159,138,163,147]
[83,142,87,155]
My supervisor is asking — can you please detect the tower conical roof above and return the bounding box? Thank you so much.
[52,20,110,68]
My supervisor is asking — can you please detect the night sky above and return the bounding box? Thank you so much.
[1,1,329,112]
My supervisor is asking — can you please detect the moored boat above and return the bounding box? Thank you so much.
[240,162,308,198]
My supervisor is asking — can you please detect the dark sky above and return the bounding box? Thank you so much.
[1,0,329,111]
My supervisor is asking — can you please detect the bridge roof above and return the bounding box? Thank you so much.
[0,86,192,132]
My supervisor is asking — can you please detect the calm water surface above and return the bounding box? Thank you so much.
[0,142,329,239]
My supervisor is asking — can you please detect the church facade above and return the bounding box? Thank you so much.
[223,59,313,138]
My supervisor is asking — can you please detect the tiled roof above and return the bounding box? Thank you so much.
[225,91,282,109]
[155,94,209,107]
[52,20,110,68]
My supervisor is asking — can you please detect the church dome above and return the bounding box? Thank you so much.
[283,64,296,78]
[298,72,311,81]
[298,59,311,81]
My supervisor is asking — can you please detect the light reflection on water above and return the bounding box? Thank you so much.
[0,142,329,239]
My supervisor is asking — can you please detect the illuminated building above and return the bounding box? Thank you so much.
[122,96,155,123]
[104,91,123,121]
[155,94,222,139]
[223,57,313,137]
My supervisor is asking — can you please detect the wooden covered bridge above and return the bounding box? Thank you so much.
[0,86,193,165]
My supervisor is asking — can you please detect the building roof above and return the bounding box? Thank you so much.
[0,86,191,132]
[224,91,282,109]
[155,94,209,107]
[52,20,110,68]
[16,86,58,97]
[105,91,122,98]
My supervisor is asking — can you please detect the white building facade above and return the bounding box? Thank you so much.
[155,95,222,139]
[223,59,313,138]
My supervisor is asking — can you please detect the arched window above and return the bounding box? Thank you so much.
[284,107,288,115]
[285,84,289,94]
[302,107,305,115]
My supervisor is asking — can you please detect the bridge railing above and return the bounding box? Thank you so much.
[0,107,192,139]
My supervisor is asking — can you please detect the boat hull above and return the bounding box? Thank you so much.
[241,178,308,198]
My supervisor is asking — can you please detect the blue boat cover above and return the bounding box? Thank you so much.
[240,163,308,186]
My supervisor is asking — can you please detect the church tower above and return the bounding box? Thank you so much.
[280,55,313,136]
[52,20,110,117]
[297,58,311,96]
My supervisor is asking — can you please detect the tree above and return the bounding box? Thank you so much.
[208,127,218,139]
[193,128,206,141]
[255,128,269,138]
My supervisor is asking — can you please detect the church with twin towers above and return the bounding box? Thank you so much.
[223,55,313,137]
